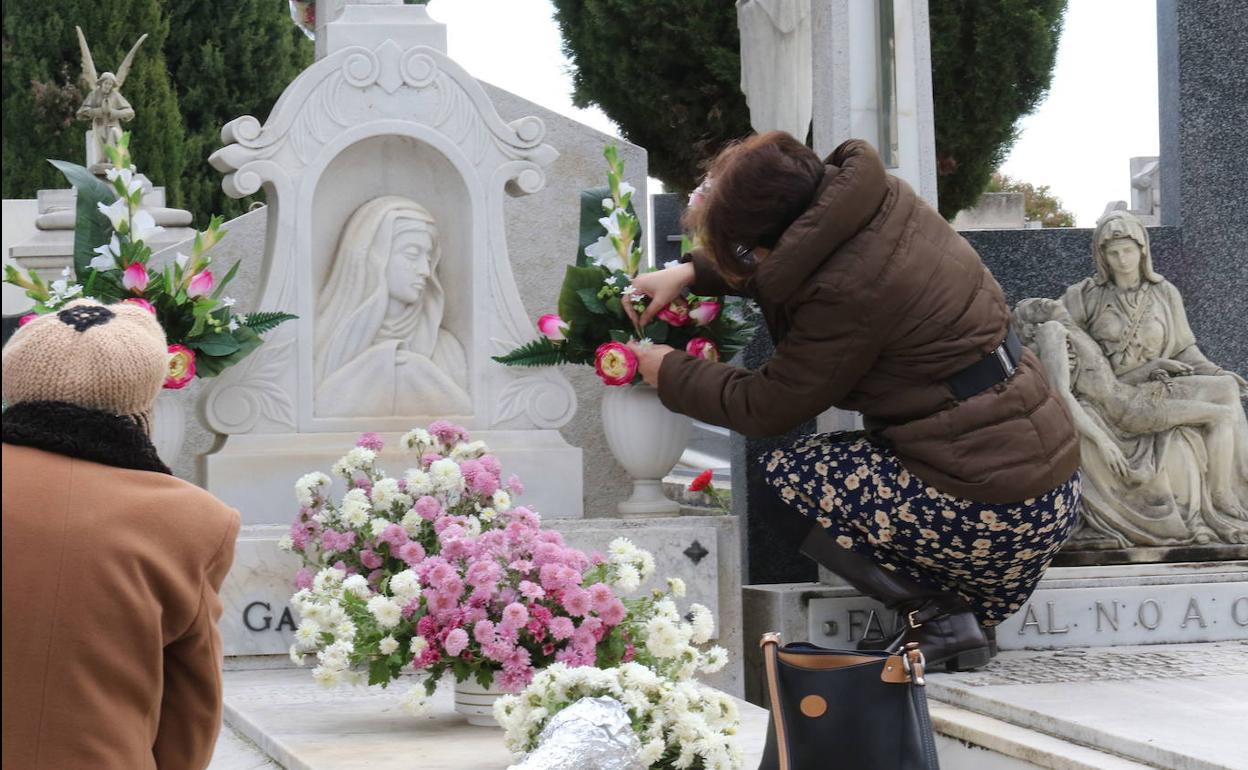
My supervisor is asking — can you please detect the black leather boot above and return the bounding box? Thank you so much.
[799,526,991,672]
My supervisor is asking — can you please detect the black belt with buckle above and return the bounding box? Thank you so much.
[946,329,1024,401]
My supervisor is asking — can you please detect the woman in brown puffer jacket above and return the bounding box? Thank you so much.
[627,132,1081,670]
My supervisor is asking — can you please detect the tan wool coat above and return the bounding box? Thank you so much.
[2,443,240,770]
[660,140,1080,503]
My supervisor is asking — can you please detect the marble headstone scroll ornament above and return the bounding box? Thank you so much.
[1012,211,1248,548]
[737,0,813,140]
[75,26,147,174]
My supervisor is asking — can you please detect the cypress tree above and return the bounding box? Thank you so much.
[163,0,313,223]
[2,0,185,204]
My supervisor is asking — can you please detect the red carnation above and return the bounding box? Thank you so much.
[688,469,714,493]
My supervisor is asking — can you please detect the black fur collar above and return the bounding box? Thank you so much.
[2,401,171,475]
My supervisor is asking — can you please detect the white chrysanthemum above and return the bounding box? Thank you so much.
[450,440,488,461]
[312,665,342,687]
[401,428,435,455]
[478,507,497,522]
[608,537,637,560]
[333,621,357,641]
[700,646,729,674]
[464,516,482,537]
[492,490,512,511]
[638,550,657,580]
[400,686,430,717]
[340,490,371,529]
[313,567,346,592]
[401,509,423,536]
[294,620,322,649]
[367,595,402,629]
[370,517,391,538]
[667,577,687,598]
[430,458,464,495]
[645,617,691,659]
[410,635,429,655]
[342,574,371,599]
[689,604,714,645]
[371,477,411,511]
[404,469,434,496]
[289,644,306,667]
[654,598,681,622]
[277,535,295,552]
[389,569,422,602]
[331,447,376,478]
[378,636,400,655]
[640,739,666,765]
[614,564,641,593]
[295,471,331,507]
[318,640,353,671]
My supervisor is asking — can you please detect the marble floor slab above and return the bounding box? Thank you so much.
[927,642,1248,770]
[222,669,771,770]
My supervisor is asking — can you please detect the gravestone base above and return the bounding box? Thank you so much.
[741,561,1248,706]
[1053,543,1248,567]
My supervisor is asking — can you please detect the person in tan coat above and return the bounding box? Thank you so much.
[627,134,1081,670]
[2,299,241,770]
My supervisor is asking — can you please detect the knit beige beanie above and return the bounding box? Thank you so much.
[3,299,168,427]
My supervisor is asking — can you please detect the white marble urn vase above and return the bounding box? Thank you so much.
[601,384,691,517]
[150,388,187,466]
[453,678,505,727]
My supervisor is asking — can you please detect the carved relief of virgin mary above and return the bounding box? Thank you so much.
[314,196,471,417]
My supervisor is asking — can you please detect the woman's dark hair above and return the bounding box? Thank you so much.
[684,131,825,287]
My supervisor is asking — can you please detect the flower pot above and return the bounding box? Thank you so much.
[454,678,506,727]
[150,388,186,467]
[601,384,691,517]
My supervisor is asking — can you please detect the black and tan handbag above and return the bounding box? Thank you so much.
[758,633,940,770]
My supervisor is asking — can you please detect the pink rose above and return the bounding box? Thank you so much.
[123,297,156,314]
[122,263,149,293]
[689,298,722,326]
[187,270,214,298]
[444,628,469,657]
[19,313,38,327]
[686,337,720,362]
[657,297,691,326]
[537,313,569,342]
[164,344,196,389]
[593,341,638,386]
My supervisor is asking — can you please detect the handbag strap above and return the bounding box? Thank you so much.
[760,632,792,770]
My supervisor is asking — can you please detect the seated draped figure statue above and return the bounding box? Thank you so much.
[315,196,471,418]
[1012,219,1248,550]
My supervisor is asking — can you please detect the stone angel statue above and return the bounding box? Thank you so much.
[75,26,147,173]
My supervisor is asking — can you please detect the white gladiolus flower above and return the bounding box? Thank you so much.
[585,235,625,272]
[389,570,421,602]
[618,181,636,200]
[602,196,615,211]
[342,574,371,599]
[367,595,402,629]
[106,165,144,196]
[492,490,512,511]
[379,636,399,655]
[97,198,129,231]
[689,604,714,645]
[129,209,164,242]
[175,251,191,270]
[89,234,121,271]
[598,207,624,236]
[667,577,687,598]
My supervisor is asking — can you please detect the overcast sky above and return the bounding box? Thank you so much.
[429,0,1160,227]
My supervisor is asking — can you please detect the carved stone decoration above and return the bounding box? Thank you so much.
[737,0,813,140]
[1011,212,1248,549]
[203,13,576,435]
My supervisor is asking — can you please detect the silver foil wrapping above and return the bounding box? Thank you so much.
[507,697,645,770]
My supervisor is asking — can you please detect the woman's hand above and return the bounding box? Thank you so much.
[624,263,696,331]
[627,341,677,387]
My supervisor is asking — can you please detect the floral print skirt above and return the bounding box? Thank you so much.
[763,432,1081,625]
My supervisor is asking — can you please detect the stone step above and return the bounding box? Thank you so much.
[931,703,1160,770]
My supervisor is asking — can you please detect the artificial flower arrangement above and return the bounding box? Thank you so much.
[492,146,753,386]
[3,133,295,388]
[495,567,741,770]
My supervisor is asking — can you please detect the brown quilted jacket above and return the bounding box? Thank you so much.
[658,139,1079,503]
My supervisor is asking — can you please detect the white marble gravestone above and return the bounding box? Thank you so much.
[200,2,583,522]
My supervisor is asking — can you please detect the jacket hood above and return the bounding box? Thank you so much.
[752,139,889,303]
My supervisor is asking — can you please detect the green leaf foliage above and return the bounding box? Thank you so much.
[193,326,262,378]
[188,331,241,357]
[51,159,117,278]
[576,287,607,314]
[551,0,1066,217]
[491,337,573,367]
[242,311,298,336]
